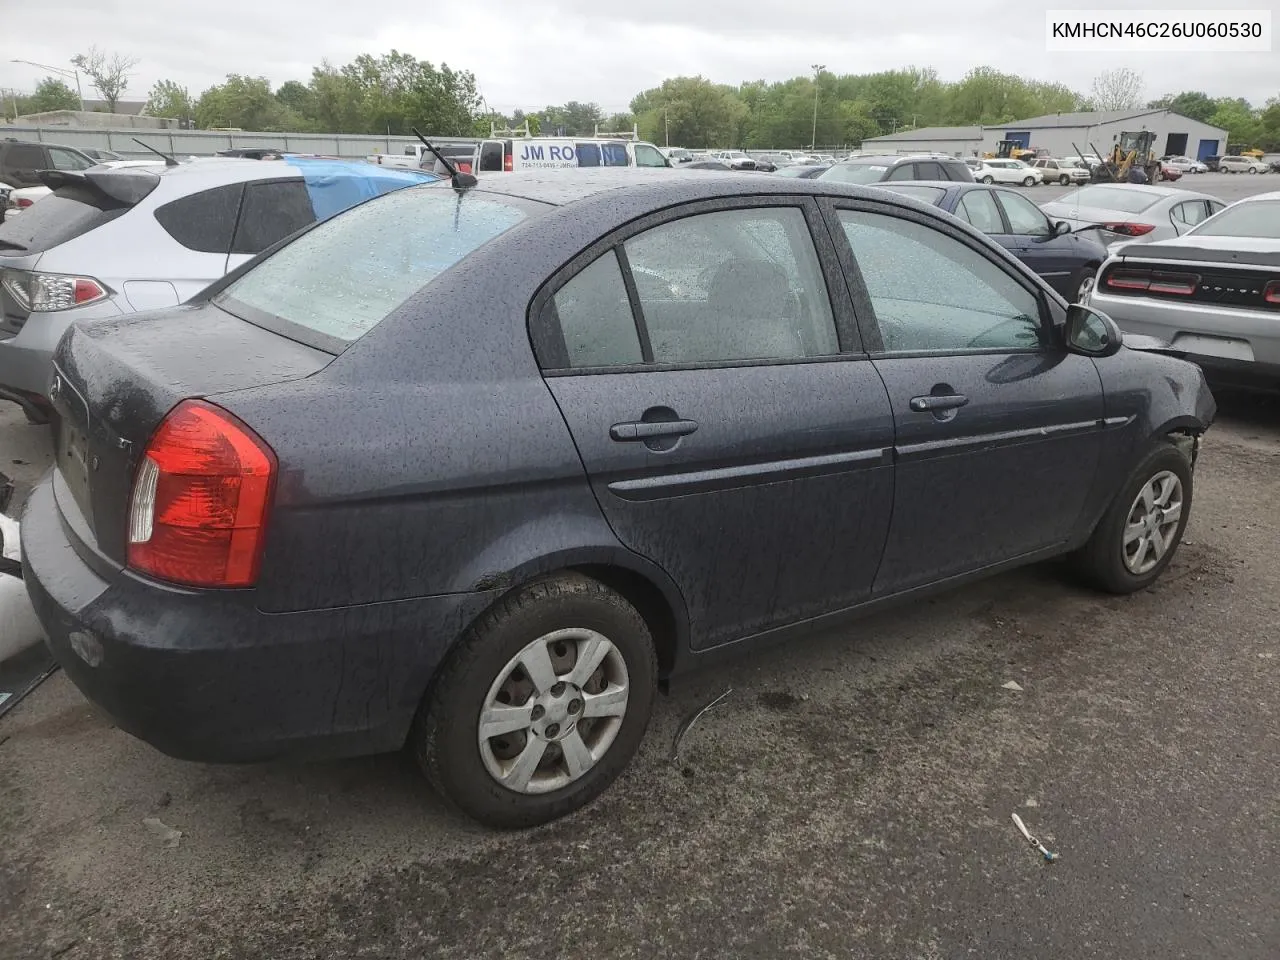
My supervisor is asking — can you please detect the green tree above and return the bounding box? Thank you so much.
[1090,67,1144,111]
[631,76,746,148]
[1258,96,1280,150]
[144,79,192,120]
[274,80,314,121]
[1147,90,1216,122]
[1210,97,1261,148]
[195,75,296,130]
[25,77,80,113]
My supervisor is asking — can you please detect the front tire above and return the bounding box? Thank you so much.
[1074,444,1192,594]
[982,175,995,184]
[1023,176,1036,187]
[1059,174,1070,185]
[411,573,657,828]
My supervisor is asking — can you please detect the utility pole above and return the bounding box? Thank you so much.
[10,59,84,111]
[811,64,825,150]
[664,107,669,147]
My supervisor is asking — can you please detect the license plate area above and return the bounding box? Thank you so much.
[1172,334,1255,363]
[50,367,94,523]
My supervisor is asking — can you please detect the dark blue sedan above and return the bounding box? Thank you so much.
[880,182,1108,302]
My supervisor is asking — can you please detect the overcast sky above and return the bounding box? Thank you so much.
[2,0,1276,114]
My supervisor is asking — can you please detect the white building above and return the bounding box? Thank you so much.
[860,125,984,157]
[981,109,1227,162]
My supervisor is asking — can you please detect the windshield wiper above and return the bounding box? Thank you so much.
[0,240,29,252]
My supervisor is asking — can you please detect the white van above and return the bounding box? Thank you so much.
[472,137,670,173]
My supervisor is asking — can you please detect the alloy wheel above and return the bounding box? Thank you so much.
[1122,470,1183,575]
[477,628,630,794]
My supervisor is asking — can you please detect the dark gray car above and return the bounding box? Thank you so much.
[23,170,1215,829]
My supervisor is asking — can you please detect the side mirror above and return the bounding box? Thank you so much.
[1053,220,1071,237]
[1065,304,1122,357]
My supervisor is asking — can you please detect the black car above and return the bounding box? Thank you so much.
[24,171,1214,829]
[0,138,97,187]
[879,182,1109,301]
[819,154,975,185]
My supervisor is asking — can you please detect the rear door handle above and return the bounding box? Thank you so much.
[909,394,969,413]
[609,419,699,441]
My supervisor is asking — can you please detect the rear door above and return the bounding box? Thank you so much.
[534,198,895,649]
[823,198,1104,595]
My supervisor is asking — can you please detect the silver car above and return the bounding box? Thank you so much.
[1040,184,1226,256]
[0,157,433,418]
[1086,191,1280,391]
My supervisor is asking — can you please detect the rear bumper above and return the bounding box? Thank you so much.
[21,475,499,762]
[1093,290,1280,369]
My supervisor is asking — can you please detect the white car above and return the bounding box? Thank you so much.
[1162,155,1208,174]
[711,151,757,171]
[1217,155,1268,174]
[972,159,1043,187]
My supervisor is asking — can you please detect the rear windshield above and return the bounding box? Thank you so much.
[217,186,535,349]
[1189,200,1280,239]
[880,184,947,205]
[1059,185,1161,214]
[819,162,890,185]
[0,185,126,254]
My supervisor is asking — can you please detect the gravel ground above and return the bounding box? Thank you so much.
[1,391,1278,959]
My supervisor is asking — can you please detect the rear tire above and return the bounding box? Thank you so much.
[411,573,657,829]
[1073,444,1193,594]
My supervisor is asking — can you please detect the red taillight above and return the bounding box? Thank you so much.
[1265,281,1280,305]
[15,198,33,208]
[127,400,276,588]
[456,161,472,174]
[73,278,105,304]
[1105,268,1199,296]
[1102,222,1156,237]
[503,151,513,172]
[1148,273,1199,296]
[1105,270,1151,290]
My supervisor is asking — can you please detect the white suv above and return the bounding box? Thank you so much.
[1217,155,1268,174]
[972,159,1043,186]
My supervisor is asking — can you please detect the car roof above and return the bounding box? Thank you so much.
[456,168,927,208]
[90,156,433,191]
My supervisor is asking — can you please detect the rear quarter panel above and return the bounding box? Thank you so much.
[212,205,691,630]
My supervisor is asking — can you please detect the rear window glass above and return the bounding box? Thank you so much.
[1061,186,1161,214]
[0,185,127,254]
[154,184,242,254]
[1189,200,1280,239]
[230,179,314,253]
[819,163,890,185]
[217,187,534,348]
[881,185,946,205]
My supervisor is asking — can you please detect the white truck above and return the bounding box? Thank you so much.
[366,140,478,172]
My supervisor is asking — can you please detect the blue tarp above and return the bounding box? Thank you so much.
[282,157,439,221]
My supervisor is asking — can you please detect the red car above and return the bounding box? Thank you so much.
[1158,162,1183,182]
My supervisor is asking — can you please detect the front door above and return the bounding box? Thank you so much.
[825,200,1104,596]
[993,189,1081,299]
[534,200,896,648]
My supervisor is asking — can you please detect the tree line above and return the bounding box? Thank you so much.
[5,52,1279,151]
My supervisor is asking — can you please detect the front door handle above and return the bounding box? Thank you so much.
[909,394,969,413]
[609,419,699,442]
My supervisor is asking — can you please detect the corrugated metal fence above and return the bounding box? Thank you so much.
[1,125,442,159]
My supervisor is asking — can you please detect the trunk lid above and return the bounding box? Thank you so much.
[50,301,333,563]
